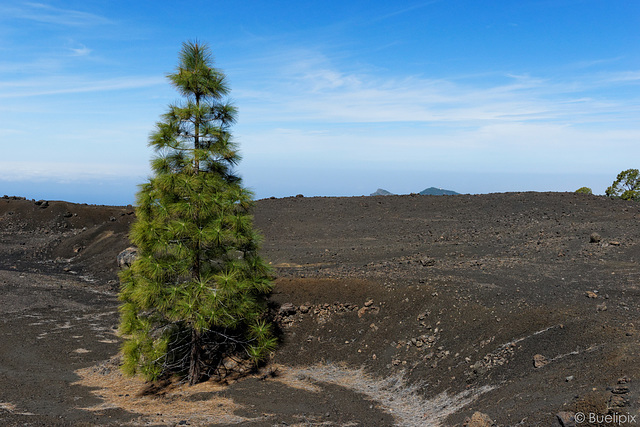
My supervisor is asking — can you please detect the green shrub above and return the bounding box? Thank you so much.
[575,187,593,195]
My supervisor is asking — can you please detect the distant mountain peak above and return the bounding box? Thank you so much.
[370,188,394,196]
[419,187,459,196]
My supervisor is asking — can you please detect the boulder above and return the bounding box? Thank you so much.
[117,247,139,269]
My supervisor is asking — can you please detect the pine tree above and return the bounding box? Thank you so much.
[118,41,276,385]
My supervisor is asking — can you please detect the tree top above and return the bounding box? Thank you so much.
[168,40,229,100]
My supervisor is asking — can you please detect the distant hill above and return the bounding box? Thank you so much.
[370,188,395,196]
[369,187,459,196]
[419,187,459,196]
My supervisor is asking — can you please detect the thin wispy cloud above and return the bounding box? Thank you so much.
[371,1,442,23]
[238,52,638,128]
[0,76,166,98]
[0,161,145,182]
[69,44,92,57]
[0,2,113,27]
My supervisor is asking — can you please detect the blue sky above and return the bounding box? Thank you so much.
[1,0,639,204]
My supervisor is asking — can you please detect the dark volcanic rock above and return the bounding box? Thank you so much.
[117,247,138,269]
[1,192,640,426]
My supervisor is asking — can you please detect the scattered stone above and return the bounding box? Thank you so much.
[533,354,549,368]
[617,376,630,384]
[419,257,435,267]
[109,216,116,222]
[566,375,574,382]
[279,303,297,316]
[609,240,621,246]
[117,247,139,269]
[611,385,630,394]
[364,299,374,307]
[596,303,607,312]
[555,411,576,427]
[63,211,73,218]
[589,233,601,243]
[463,411,494,427]
[609,394,629,408]
[585,291,598,299]
[299,304,310,314]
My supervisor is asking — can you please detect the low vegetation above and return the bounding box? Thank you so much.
[606,168,640,201]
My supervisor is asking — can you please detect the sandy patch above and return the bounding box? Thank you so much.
[275,363,494,427]
[73,356,258,425]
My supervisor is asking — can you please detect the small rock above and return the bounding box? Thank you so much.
[612,385,630,394]
[617,376,630,384]
[589,233,601,243]
[364,299,374,307]
[565,375,574,382]
[609,240,621,246]
[299,305,310,314]
[555,411,576,427]
[463,411,494,427]
[596,303,607,312]
[585,291,598,298]
[533,354,549,368]
[279,303,296,316]
[117,247,139,269]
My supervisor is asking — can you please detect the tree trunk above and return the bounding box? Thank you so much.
[188,329,201,385]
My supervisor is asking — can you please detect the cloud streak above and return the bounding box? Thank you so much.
[238,54,640,128]
[0,75,166,98]
[0,2,113,27]
[0,160,147,183]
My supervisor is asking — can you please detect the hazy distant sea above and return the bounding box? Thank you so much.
[0,178,138,206]
[1,171,612,206]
